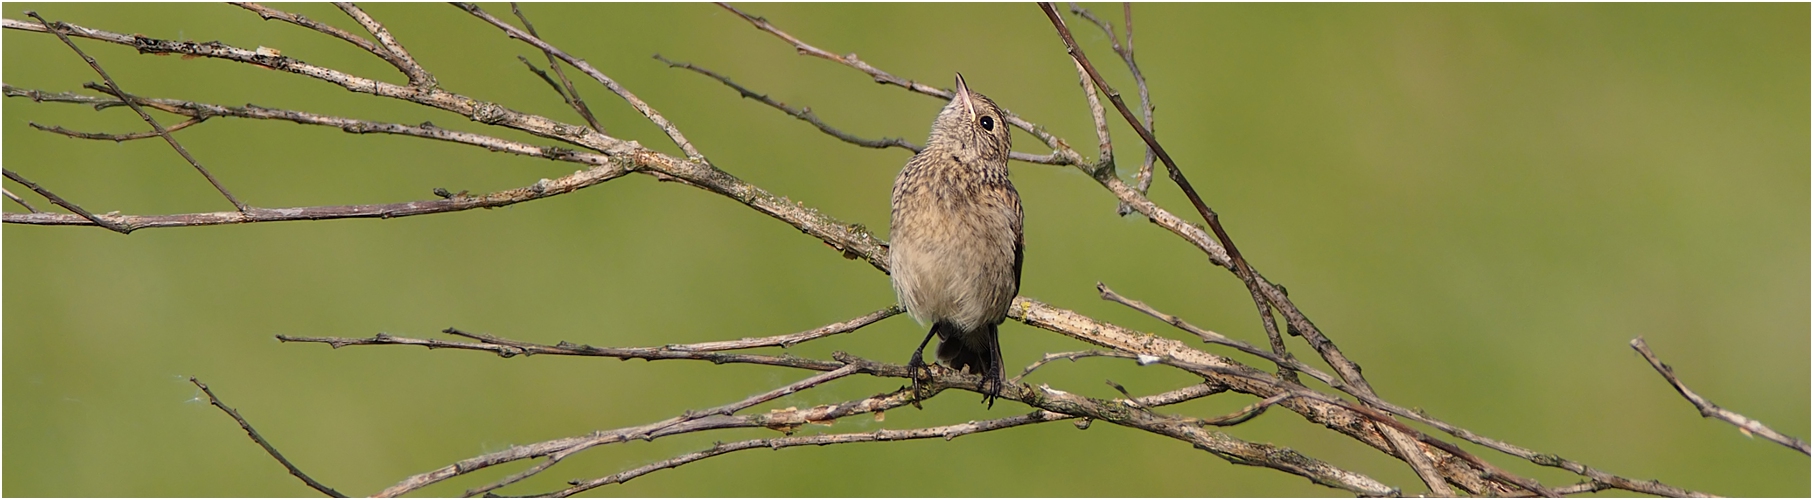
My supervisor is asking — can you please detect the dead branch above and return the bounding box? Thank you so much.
[188,377,345,497]
[1631,337,1810,455]
[1,4,1763,498]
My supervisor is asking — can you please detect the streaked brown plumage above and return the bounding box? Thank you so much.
[889,74,1021,407]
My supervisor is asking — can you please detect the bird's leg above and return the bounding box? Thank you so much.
[907,325,939,409]
[978,361,1002,409]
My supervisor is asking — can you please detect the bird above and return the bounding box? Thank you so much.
[888,73,1022,408]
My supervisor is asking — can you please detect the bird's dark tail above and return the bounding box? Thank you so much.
[935,321,1005,407]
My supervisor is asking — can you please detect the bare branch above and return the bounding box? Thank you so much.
[654,54,925,154]
[1068,3,1158,214]
[25,11,250,213]
[454,3,704,161]
[2,188,41,213]
[512,3,605,135]
[1631,337,1810,455]
[6,8,1744,498]
[29,116,205,142]
[1011,349,1133,384]
[3,84,633,231]
[712,2,1074,166]
[1070,57,1113,164]
[188,377,344,497]
[1193,392,1290,427]
[229,2,424,85]
[323,330,1394,497]
[2,18,634,154]
[546,380,1234,497]
[666,305,902,351]
[1036,5,1465,494]
[332,2,434,87]
[548,412,1058,497]
[2,168,130,233]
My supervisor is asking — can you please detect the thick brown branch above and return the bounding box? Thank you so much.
[1631,337,1810,455]
[189,377,344,497]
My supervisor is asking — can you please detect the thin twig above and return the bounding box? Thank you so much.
[188,377,345,497]
[666,305,902,351]
[2,168,128,233]
[712,2,1071,166]
[1191,392,1290,427]
[230,2,425,84]
[3,187,42,213]
[1070,57,1113,165]
[30,117,205,142]
[1011,350,1133,384]
[512,2,605,135]
[332,2,434,86]
[516,54,573,101]
[27,11,250,213]
[654,54,925,154]
[1631,337,1810,455]
[455,3,705,162]
[1069,3,1158,215]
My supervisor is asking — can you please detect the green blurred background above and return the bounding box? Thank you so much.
[4,3,1806,497]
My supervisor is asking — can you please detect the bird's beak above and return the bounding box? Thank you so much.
[954,73,975,118]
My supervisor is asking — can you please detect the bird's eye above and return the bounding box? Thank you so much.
[979,115,995,131]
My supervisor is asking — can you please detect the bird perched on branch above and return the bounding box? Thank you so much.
[889,73,1022,408]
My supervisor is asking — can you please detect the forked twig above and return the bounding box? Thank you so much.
[2,168,129,233]
[188,377,344,497]
[1068,3,1157,213]
[333,2,434,87]
[456,2,704,161]
[512,2,605,135]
